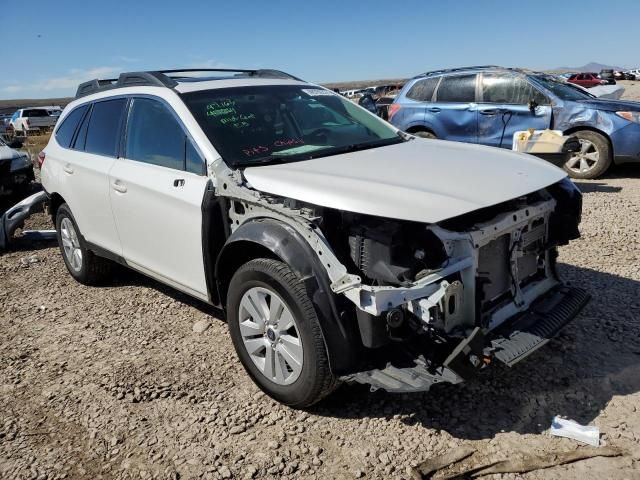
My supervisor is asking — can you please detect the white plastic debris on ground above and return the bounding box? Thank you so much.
[589,84,625,100]
[550,416,600,447]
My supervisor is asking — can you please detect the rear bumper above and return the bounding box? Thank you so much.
[343,285,590,393]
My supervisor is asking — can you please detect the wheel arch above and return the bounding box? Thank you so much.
[562,126,614,156]
[406,124,437,137]
[215,218,361,374]
[49,192,66,223]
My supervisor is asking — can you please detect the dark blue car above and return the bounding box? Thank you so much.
[389,66,640,179]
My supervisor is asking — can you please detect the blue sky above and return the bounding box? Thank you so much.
[2,0,638,99]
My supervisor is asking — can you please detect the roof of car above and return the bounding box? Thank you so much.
[74,69,308,99]
[413,65,540,79]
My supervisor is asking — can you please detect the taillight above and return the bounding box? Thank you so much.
[37,151,45,168]
[388,103,401,121]
[26,119,30,128]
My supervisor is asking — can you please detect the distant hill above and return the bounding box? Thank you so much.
[552,62,625,73]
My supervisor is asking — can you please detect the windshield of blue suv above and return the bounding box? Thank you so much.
[183,85,403,167]
[532,75,595,101]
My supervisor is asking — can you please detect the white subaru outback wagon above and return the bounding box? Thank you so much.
[41,68,589,408]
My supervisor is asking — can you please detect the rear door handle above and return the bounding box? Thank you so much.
[63,164,73,174]
[479,109,503,115]
[173,178,185,188]
[428,107,441,113]
[111,181,127,193]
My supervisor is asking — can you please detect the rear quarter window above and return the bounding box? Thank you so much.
[85,98,127,157]
[54,105,89,148]
[435,74,477,102]
[405,77,439,102]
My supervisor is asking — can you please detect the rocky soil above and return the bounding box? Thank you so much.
[1,157,640,479]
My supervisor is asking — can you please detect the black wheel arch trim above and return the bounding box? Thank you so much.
[215,218,361,374]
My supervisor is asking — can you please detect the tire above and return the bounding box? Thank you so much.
[55,203,112,285]
[227,258,337,408]
[412,130,437,139]
[563,131,612,180]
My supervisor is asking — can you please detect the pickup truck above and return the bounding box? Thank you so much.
[9,107,59,136]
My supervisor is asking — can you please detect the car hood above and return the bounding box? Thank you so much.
[575,98,640,112]
[243,139,566,223]
[0,145,23,162]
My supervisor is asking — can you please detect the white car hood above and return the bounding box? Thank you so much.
[0,145,23,161]
[243,139,567,223]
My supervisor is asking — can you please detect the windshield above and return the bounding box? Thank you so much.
[531,75,595,101]
[182,85,403,167]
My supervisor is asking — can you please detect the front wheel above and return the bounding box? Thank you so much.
[226,258,337,408]
[412,130,437,139]
[563,131,612,179]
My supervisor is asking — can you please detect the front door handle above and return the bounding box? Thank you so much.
[428,107,441,113]
[63,164,74,174]
[111,181,127,194]
[479,109,503,115]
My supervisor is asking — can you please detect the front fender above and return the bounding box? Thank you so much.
[215,218,361,374]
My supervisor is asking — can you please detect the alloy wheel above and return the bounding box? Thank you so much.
[60,217,83,273]
[238,286,304,385]
[566,139,600,174]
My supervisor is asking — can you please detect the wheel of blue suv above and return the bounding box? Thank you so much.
[55,203,112,285]
[226,258,337,408]
[564,130,612,180]
[412,130,437,139]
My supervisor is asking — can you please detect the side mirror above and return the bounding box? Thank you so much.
[528,99,538,113]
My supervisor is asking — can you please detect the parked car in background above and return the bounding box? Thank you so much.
[389,66,640,179]
[40,68,587,407]
[599,69,616,85]
[567,73,606,88]
[9,107,59,136]
[0,136,34,195]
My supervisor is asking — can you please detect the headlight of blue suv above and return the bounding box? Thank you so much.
[615,111,640,124]
[10,155,31,172]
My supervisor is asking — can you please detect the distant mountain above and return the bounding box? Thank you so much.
[552,62,625,73]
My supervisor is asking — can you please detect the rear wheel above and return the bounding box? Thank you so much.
[227,258,337,408]
[55,203,112,285]
[412,130,437,139]
[563,130,612,179]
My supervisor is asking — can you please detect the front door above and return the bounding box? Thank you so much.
[109,97,210,299]
[477,73,552,148]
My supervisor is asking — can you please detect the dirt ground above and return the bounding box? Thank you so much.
[1,85,640,480]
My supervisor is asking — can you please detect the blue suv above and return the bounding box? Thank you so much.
[389,66,640,179]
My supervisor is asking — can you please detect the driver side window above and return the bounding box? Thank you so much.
[126,98,204,174]
[481,74,548,105]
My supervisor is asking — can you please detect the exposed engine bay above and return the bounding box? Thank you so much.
[213,159,589,393]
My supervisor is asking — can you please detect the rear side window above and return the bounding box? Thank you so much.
[405,77,439,102]
[126,97,201,172]
[481,74,548,105]
[23,109,48,117]
[436,74,477,102]
[85,98,127,157]
[55,105,88,148]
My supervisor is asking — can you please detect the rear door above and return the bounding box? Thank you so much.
[109,96,209,299]
[58,98,127,255]
[477,73,552,148]
[391,77,438,130]
[431,73,478,143]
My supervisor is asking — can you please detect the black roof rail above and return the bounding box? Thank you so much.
[75,68,302,98]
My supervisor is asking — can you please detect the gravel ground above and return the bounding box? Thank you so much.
[2,100,640,479]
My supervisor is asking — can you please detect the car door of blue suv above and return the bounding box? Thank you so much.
[477,73,552,148]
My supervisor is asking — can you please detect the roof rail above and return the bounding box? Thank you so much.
[417,65,504,77]
[75,68,302,98]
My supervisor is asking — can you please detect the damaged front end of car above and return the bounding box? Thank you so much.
[213,159,589,393]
